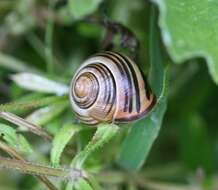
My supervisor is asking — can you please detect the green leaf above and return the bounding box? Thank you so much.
[74,178,94,190]
[148,9,164,97]
[118,6,167,170]
[0,123,17,146]
[17,134,33,154]
[65,124,119,190]
[26,101,68,126]
[118,100,166,170]
[68,0,103,19]
[71,124,119,169]
[0,123,32,154]
[11,73,69,95]
[152,0,218,84]
[86,175,102,190]
[51,124,81,167]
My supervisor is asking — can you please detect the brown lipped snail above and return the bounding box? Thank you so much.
[69,51,156,124]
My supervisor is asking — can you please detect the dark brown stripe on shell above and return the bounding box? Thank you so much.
[88,63,116,115]
[106,52,134,113]
[96,53,131,112]
[116,53,141,113]
[85,64,110,105]
[115,95,156,122]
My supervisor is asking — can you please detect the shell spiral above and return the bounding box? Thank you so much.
[70,51,155,124]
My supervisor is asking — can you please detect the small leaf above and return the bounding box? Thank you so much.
[86,175,102,190]
[26,101,68,126]
[66,124,118,190]
[0,123,17,147]
[75,178,94,190]
[118,6,167,170]
[17,134,33,154]
[152,0,218,84]
[11,73,69,95]
[71,123,119,169]
[68,0,103,19]
[51,124,81,167]
[0,123,32,154]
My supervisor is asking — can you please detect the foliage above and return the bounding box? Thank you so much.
[153,0,218,84]
[0,0,217,190]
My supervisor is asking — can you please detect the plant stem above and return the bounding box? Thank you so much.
[0,156,86,181]
[0,141,59,190]
[0,140,24,160]
[0,112,52,140]
[0,156,66,177]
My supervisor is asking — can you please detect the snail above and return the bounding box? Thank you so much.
[70,51,156,124]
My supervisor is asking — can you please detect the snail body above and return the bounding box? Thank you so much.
[70,51,155,124]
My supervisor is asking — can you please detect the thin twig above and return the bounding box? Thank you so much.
[0,141,59,190]
[0,112,52,140]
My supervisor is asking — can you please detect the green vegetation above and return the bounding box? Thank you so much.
[0,0,217,189]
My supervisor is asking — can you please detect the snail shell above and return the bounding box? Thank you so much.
[70,51,155,124]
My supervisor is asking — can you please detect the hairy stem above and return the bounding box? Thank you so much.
[0,141,59,190]
[0,156,86,181]
[0,112,52,140]
[0,156,66,177]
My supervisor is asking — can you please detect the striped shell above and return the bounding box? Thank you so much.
[70,51,155,124]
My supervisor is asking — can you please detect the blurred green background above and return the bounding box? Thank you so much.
[0,0,218,190]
